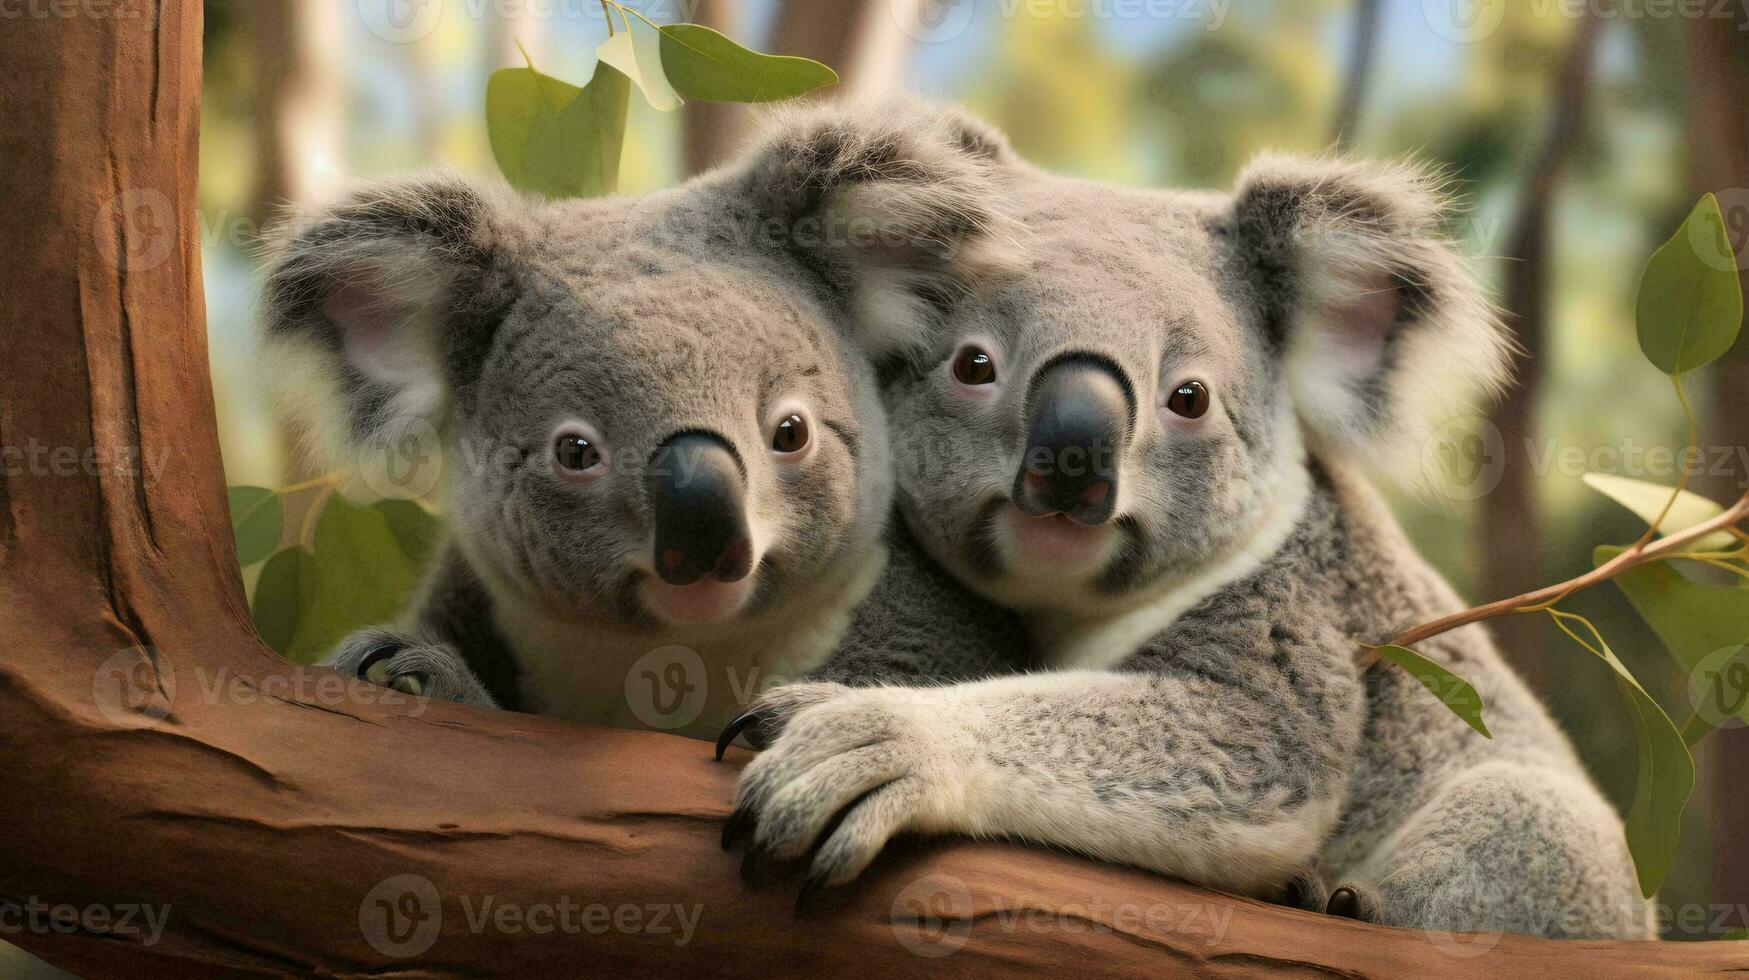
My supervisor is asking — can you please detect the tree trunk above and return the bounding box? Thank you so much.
[1332,0,1380,151]
[248,0,345,488]
[0,5,1743,975]
[682,0,747,176]
[1686,4,1749,934]
[1480,14,1605,697]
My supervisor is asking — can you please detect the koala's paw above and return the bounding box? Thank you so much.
[721,685,972,903]
[326,627,499,709]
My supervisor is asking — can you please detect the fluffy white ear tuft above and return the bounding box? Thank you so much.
[735,96,1027,361]
[256,170,518,483]
[1231,153,1513,474]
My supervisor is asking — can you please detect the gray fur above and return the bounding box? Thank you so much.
[258,102,1028,737]
[729,100,1647,939]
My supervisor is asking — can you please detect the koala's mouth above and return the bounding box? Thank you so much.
[995,502,1123,579]
[636,571,760,626]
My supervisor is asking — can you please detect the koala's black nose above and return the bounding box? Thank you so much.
[646,432,753,586]
[1014,356,1131,525]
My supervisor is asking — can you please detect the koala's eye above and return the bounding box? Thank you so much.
[1165,381,1211,420]
[771,414,811,455]
[951,346,997,386]
[553,433,604,475]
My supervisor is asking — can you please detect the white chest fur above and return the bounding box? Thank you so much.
[489,547,888,740]
[1032,447,1313,671]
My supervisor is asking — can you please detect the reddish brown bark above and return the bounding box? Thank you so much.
[0,5,1744,976]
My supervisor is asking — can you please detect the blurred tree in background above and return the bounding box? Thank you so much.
[187,0,1747,936]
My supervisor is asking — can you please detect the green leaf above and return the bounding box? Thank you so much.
[227,486,283,568]
[1596,545,1749,740]
[374,498,442,566]
[487,57,630,199]
[1724,927,1749,940]
[598,18,681,112]
[658,23,837,103]
[1548,609,1695,897]
[1375,645,1491,737]
[1636,194,1744,375]
[281,494,422,663]
[252,546,316,655]
[1582,473,1738,552]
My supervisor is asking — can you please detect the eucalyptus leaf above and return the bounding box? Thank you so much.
[252,546,316,656]
[658,23,837,103]
[598,19,681,111]
[374,498,442,566]
[1636,194,1744,375]
[227,485,283,568]
[282,494,422,663]
[1548,608,1694,897]
[1596,545,1749,740]
[1376,645,1491,737]
[487,58,630,199]
[1582,472,1738,551]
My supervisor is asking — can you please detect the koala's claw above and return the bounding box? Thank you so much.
[716,708,765,761]
[1327,884,1385,923]
[721,804,756,851]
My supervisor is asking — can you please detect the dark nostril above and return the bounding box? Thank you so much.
[712,536,753,583]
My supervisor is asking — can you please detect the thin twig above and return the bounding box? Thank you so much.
[1358,488,1749,670]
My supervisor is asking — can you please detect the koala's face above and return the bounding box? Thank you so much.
[881,184,1284,610]
[864,155,1506,615]
[263,175,888,632]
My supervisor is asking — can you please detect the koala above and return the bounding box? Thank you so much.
[726,100,1653,939]
[258,108,1031,742]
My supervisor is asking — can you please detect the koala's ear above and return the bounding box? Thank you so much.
[1229,154,1512,468]
[258,171,518,473]
[735,97,1025,360]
